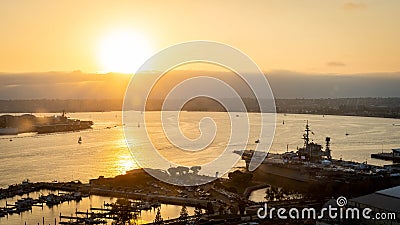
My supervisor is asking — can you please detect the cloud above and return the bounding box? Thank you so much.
[326,61,346,67]
[342,2,367,10]
[1,70,400,99]
[0,72,131,100]
[266,71,400,98]
[3,84,21,88]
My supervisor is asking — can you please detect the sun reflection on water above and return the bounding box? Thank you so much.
[117,154,136,174]
[115,137,138,174]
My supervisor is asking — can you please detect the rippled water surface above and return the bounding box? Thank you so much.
[1,111,400,187]
[1,111,399,222]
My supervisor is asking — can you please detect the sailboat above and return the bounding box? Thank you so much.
[78,136,82,144]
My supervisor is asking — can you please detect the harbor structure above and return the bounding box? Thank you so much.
[348,185,400,224]
[371,148,400,162]
[0,111,93,135]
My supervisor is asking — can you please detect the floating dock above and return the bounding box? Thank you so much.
[371,148,400,162]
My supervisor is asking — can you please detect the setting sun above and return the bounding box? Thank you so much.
[98,30,153,74]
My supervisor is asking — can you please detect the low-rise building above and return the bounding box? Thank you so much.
[348,185,400,224]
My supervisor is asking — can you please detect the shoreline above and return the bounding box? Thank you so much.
[1,110,399,120]
[0,97,399,119]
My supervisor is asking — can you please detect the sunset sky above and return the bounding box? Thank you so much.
[1,0,399,74]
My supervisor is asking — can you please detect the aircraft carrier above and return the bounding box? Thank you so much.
[236,121,400,195]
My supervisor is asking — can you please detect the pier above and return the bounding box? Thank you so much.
[0,191,85,218]
[371,148,400,162]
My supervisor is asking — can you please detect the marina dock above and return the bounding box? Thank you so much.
[371,148,400,162]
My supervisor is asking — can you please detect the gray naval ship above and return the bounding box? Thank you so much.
[0,111,93,135]
[236,121,400,195]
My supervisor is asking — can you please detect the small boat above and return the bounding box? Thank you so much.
[393,124,400,126]
[345,129,349,136]
[78,136,82,144]
[283,120,285,125]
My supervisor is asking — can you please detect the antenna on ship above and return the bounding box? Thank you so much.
[303,120,310,146]
[326,137,331,160]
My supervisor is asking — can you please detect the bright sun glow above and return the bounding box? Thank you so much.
[98,30,153,74]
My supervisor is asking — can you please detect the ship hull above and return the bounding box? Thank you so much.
[250,160,400,196]
[35,123,92,134]
[251,162,323,193]
[0,128,19,135]
[254,162,313,183]
[1,114,93,135]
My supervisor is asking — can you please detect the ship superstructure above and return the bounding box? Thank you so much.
[296,121,331,162]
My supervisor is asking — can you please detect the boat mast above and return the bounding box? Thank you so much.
[303,120,310,146]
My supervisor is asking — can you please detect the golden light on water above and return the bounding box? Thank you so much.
[115,137,137,174]
[116,154,136,174]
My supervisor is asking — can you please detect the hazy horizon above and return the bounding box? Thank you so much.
[1,70,400,100]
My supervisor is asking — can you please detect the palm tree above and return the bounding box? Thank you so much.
[179,205,189,222]
[194,206,203,222]
[153,208,163,225]
[194,205,203,217]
